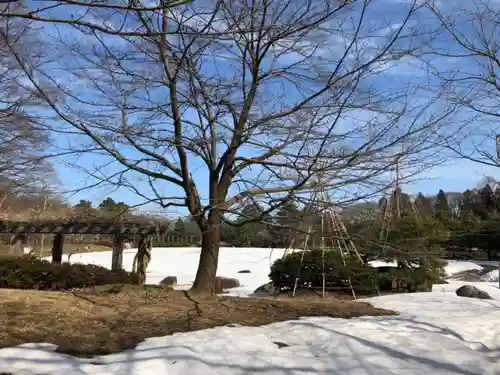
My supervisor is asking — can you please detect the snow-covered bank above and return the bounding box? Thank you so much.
[481,269,500,282]
[369,259,487,277]
[2,291,499,375]
[4,247,490,374]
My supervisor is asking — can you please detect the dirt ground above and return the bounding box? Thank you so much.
[0,284,395,357]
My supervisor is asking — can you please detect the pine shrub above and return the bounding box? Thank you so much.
[269,249,379,293]
[269,249,446,294]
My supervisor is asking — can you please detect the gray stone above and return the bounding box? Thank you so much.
[214,276,240,293]
[273,341,290,349]
[455,284,492,300]
[159,276,178,286]
[254,282,278,295]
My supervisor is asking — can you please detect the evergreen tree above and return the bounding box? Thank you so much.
[378,196,388,214]
[476,176,497,190]
[275,200,300,227]
[400,191,414,217]
[458,217,500,260]
[389,187,403,218]
[363,216,447,288]
[173,218,186,233]
[386,187,415,218]
[301,201,323,249]
[434,189,450,220]
[414,193,433,217]
[98,197,130,213]
[460,189,475,217]
[493,188,500,213]
[74,200,92,210]
[73,199,95,218]
[232,201,267,247]
[184,216,201,243]
[170,218,189,245]
[274,200,301,247]
[479,184,495,216]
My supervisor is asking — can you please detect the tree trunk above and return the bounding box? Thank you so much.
[39,234,45,258]
[135,235,152,284]
[52,233,64,264]
[111,231,124,271]
[190,221,221,295]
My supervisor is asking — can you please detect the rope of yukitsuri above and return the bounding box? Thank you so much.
[134,236,152,284]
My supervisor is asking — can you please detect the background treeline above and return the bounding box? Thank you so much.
[4,174,500,261]
[161,181,500,261]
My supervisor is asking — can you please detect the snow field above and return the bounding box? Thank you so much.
[49,247,288,293]
[0,247,493,374]
[54,247,498,291]
[2,292,499,375]
[481,269,500,282]
[442,260,484,276]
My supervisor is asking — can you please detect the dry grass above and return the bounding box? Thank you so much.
[0,285,395,357]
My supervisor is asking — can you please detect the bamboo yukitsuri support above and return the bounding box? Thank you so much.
[52,233,64,264]
[134,235,152,284]
[282,159,375,300]
[111,229,125,271]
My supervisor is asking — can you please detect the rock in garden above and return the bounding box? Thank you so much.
[238,269,251,274]
[254,282,278,295]
[273,341,290,349]
[214,276,240,293]
[159,276,178,286]
[455,284,492,300]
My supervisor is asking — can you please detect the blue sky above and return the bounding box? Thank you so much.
[17,0,500,216]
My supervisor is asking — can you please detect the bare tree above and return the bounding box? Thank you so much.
[4,0,454,294]
[0,2,56,192]
[425,0,500,166]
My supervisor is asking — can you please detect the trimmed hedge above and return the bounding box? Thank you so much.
[0,255,137,290]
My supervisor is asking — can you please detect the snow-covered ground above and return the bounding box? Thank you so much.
[2,291,499,374]
[443,260,499,282]
[0,248,495,374]
[370,259,500,283]
[481,269,500,282]
[442,260,484,276]
[51,247,500,291]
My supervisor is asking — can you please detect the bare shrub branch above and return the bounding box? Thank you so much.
[425,0,500,167]
[0,3,56,191]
